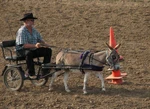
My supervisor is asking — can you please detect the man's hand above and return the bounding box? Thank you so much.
[35,43,42,48]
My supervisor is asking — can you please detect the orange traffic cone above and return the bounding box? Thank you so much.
[109,27,124,60]
[106,70,127,84]
[109,27,116,48]
[106,27,127,84]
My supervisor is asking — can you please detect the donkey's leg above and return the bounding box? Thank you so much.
[63,72,71,92]
[83,72,89,94]
[96,72,106,91]
[49,71,59,91]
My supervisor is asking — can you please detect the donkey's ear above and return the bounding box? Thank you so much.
[114,44,121,50]
[105,43,113,50]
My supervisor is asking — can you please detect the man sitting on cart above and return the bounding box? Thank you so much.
[16,13,52,79]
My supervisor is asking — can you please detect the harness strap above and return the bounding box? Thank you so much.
[89,53,94,65]
[80,51,104,73]
[79,51,90,74]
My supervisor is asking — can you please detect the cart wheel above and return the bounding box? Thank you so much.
[3,67,24,91]
[30,64,48,86]
[30,77,48,86]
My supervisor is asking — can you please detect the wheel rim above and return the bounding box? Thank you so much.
[30,65,48,86]
[4,68,23,91]
[31,77,48,86]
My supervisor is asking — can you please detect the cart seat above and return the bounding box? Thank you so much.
[5,55,25,61]
[0,40,25,62]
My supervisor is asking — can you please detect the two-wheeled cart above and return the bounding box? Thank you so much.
[0,40,99,91]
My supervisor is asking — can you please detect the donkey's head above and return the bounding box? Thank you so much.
[106,43,121,70]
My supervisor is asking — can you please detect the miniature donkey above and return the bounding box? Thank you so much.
[49,43,121,94]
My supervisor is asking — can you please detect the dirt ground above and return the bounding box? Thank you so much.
[0,0,150,109]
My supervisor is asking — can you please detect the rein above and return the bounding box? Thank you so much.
[88,51,109,66]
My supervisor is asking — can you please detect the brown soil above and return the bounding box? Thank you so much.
[0,0,150,109]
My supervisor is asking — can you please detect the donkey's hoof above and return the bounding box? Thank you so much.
[49,88,53,91]
[102,88,106,91]
[66,89,71,93]
[83,91,88,95]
